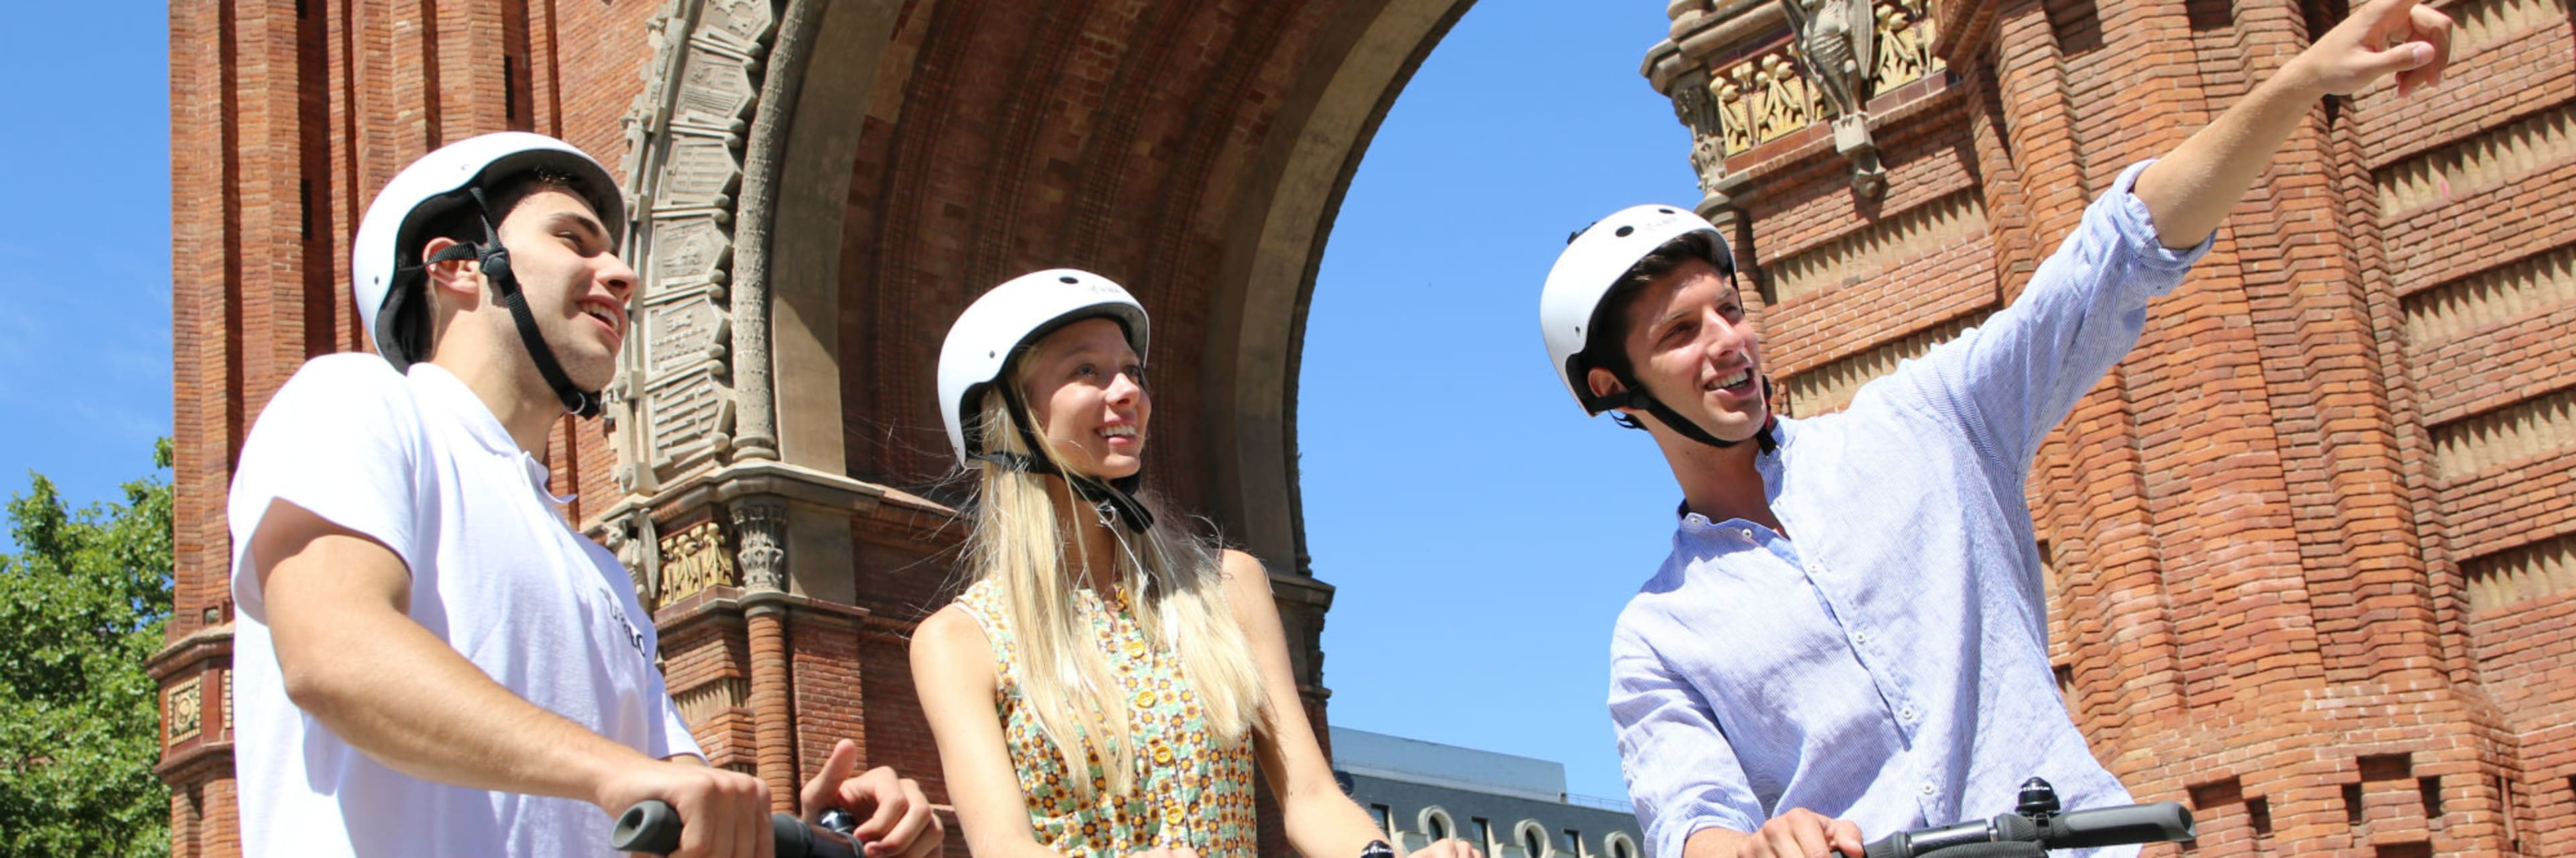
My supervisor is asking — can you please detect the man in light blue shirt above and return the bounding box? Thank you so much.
[1536,3,2457,857]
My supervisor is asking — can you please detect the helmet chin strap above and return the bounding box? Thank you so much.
[971,384,1157,533]
[1616,374,1779,454]
[420,185,605,419]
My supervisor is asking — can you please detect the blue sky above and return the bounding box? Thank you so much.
[5,0,1691,804]
[0,2,174,515]
[1301,0,1699,802]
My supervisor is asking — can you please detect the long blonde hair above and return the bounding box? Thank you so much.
[960,378,1269,798]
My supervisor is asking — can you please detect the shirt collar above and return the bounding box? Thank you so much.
[407,362,532,458]
[1671,415,1803,530]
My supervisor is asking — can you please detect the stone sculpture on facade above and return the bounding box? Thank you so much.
[1670,71,1730,195]
[1780,0,1887,197]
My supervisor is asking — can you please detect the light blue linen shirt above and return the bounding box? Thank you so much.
[1608,160,2212,858]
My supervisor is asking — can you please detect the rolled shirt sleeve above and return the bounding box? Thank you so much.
[1611,624,1764,858]
[1898,160,2215,472]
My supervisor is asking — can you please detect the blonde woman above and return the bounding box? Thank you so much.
[912,270,1479,858]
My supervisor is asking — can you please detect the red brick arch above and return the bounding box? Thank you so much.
[162,1,1482,855]
[747,0,1481,574]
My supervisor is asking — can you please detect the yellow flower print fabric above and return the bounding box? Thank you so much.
[951,580,1260,858]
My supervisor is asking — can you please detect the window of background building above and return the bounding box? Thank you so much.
[1421,808,1454,841]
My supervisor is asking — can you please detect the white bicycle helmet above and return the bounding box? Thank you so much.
[938,268,1151,466]
[351,131,625,414]
[937,268,1155,528]
[1540,205,1770,450]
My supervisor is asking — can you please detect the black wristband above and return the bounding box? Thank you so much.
[1362,839,1398,858]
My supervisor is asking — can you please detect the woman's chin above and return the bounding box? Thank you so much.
[1093,453,1143,480]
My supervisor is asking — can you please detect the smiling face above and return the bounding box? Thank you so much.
[1018,317,1150,480]
[1589,254,1769,443]
[482,187,636,391]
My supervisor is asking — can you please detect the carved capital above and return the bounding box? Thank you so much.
[1668,70,1729,195]
[731,498,788,592]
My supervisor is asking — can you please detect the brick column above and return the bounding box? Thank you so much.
[745,600,800,812]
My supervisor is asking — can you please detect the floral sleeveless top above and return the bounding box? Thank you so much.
[951,579,1260,858]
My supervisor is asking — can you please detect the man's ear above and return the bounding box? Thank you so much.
[1587,366,1631,411]
[418,236,480,299]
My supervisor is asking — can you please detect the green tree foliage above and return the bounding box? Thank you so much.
[0,439,175,857]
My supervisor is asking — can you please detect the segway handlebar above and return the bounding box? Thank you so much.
[611,800,863,858]
[1861,777,2196,858]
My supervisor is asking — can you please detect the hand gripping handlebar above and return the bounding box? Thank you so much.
[1861,777,2196,858]
[610,800,865,858]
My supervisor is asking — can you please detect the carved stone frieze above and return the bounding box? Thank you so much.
[1871,1,1941,94]
[609,0,783,497]
[1660,0,1942,199]
[656,518,739,610]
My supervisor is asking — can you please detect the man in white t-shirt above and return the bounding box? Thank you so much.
[228,132,944,858]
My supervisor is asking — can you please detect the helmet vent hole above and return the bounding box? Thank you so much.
[1059,275,1079,284]
[1615,226,1635,237]
[1657,207,1675,214]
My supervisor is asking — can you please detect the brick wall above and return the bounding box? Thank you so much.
[1654,0,2576,854]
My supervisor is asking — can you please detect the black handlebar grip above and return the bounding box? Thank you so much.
[773,812,864,858]
[2041,802,2196,850]
[612,800,684,854]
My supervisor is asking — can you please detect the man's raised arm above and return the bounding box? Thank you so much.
[2133,0,2453,249]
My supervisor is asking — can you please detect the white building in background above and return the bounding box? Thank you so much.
[1330,727,1643,858]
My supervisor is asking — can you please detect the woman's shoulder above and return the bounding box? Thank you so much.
[1215,549,1273,594]
[910,604,1008,702]
[912,603,999,666]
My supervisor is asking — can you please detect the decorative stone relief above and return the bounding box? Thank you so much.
[1678,1,1941,197]
[656,518,739,609]
[1871,1,1942,94]
[168,676,203,745]
[606,507,665,603]
[1783,0,1886,196]
[1782,0,1874,123]
[608,0,783,496]
[1669,70,1729,193]
[1716,52,1830,155]
[731,500,788,592]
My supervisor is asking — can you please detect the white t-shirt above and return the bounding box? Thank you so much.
[228,355,703,858]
